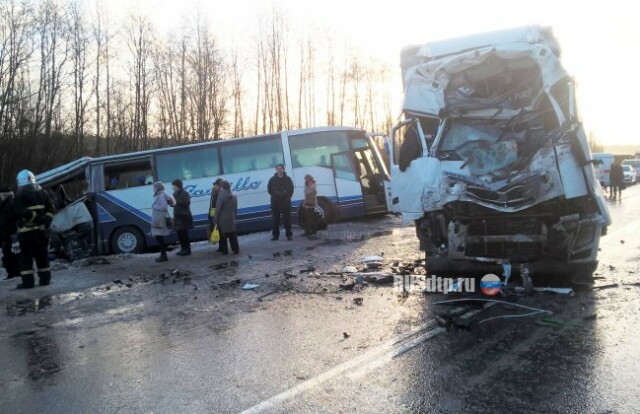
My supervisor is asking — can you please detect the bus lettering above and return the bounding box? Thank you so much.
[233,177,261,192]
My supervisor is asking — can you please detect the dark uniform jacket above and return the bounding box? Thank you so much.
[172,189,193,231]
[13,184,55,234]
[267,173,294,209]
[0,191,17,239]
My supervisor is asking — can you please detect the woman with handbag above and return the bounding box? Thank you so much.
[171,179,193,256]
[302,174,318,238]
[151,182,176,262]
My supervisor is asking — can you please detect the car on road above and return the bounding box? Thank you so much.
[593,153,615,187]
[622,159,640,183]
[623,164,637,185]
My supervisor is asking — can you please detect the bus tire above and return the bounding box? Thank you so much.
[317,198,335,224]
[110,226,145,254]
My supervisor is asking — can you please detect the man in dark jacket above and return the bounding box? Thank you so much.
[172,179,193,256]
[0,186,20,279]
[208,178,227,253]
[267,164,294,241]
[215,181,239,255]
[610,161,624,200]
[13,170,55,289]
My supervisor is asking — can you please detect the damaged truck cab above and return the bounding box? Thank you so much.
[391,26,610,283]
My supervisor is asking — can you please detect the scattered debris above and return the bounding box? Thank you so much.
[593,283,619,290]
[343,332,350,339]
[113,279,122,284]
[125,283,133,288]
[534,287,574,295]
[242,283,260,290]
[361,255,385,268]
[359,272,395,285]
[353,297,364,306]
[583,313,598,321]
[342,266,358,273]
[339,282,355,291]
[171,269,190,277]
[501,263,512,286]
[620,240,625,244]
[609,265,616,271]
[623,282,640,287]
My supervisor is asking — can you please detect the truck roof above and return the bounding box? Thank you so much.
[401,26,560,73]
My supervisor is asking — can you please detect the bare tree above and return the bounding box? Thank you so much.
[126,13,155,150]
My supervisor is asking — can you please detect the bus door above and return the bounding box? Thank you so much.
[331,151,386,216]
[330,152,364,218]
[352,148,388,214]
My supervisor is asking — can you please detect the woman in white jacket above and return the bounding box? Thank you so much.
[151,182,175,262]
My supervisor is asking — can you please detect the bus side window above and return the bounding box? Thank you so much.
[104,159,153,190]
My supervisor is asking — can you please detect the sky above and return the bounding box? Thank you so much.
[100,0,640,146]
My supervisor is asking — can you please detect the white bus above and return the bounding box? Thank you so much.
[35,127,392,255]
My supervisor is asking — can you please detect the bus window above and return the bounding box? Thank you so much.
[351,137,368,149]
[221,135,284,174]
[288,131,349,168]
[156,147,220,182]
[333,153,357,181]
[104,159,153,191]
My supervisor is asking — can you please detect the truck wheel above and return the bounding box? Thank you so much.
[110,227,145,254]
[317,198,335,224]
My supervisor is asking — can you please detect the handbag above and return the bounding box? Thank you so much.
[165,212,173,229]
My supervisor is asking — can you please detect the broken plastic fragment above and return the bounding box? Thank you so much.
[342,266,358,273]
[241,283,259,290]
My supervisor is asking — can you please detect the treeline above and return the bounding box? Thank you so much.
[0,0,396,186]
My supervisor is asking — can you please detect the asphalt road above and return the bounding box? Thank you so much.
[1,184,639,413]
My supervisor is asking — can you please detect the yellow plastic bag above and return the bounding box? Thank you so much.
[210,226,220,244]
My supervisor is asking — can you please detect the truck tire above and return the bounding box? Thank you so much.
[110,226,145,254]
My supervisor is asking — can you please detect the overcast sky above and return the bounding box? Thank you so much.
[97,0,639,146]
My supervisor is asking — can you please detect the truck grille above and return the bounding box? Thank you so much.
[465,216,544,260]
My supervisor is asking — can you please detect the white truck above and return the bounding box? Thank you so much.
[390,26,611,284]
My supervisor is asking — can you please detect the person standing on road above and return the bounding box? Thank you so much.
[208,178,227,253]
[0,186,20,280]
[151,182,176,262]
[172,179,193,256]
[267,164,294,241]
[215,181,239,255]
[13,170,55,289]
[610,161,624,200]
[302,174,318,238]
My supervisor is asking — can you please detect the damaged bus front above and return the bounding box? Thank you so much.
[391,26,610,283]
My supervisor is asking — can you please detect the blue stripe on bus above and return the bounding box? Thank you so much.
[96,191,365,251]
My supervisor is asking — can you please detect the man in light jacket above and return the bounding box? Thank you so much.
[151,182,175,262]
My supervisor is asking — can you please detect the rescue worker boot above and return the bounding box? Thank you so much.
[38,270,51,286]
[16,275,35,289]
[155,252,168,263]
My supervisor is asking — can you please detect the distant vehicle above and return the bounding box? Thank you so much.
[592,153,615,187]
[390,26,611,284]
[622,164,637,185]
[622,159,640,183]
[36,127,392,255]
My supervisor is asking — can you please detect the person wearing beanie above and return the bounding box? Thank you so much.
[171,179,193,256]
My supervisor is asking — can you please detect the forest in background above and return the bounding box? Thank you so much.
[0,0,397,186]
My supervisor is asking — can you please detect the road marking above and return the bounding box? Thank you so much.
[239,320,439,414]
[239,317,454,414]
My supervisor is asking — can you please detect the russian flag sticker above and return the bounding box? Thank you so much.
[480,273,502,296]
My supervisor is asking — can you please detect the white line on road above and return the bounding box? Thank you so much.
[239,320,439,414]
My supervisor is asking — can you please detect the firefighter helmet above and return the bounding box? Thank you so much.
[17,169,36,187]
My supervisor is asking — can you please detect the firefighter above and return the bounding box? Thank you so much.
[13,170,55,289]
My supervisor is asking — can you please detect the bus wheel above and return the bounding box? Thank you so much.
[317,198,335,224]
[111,227,145,254]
